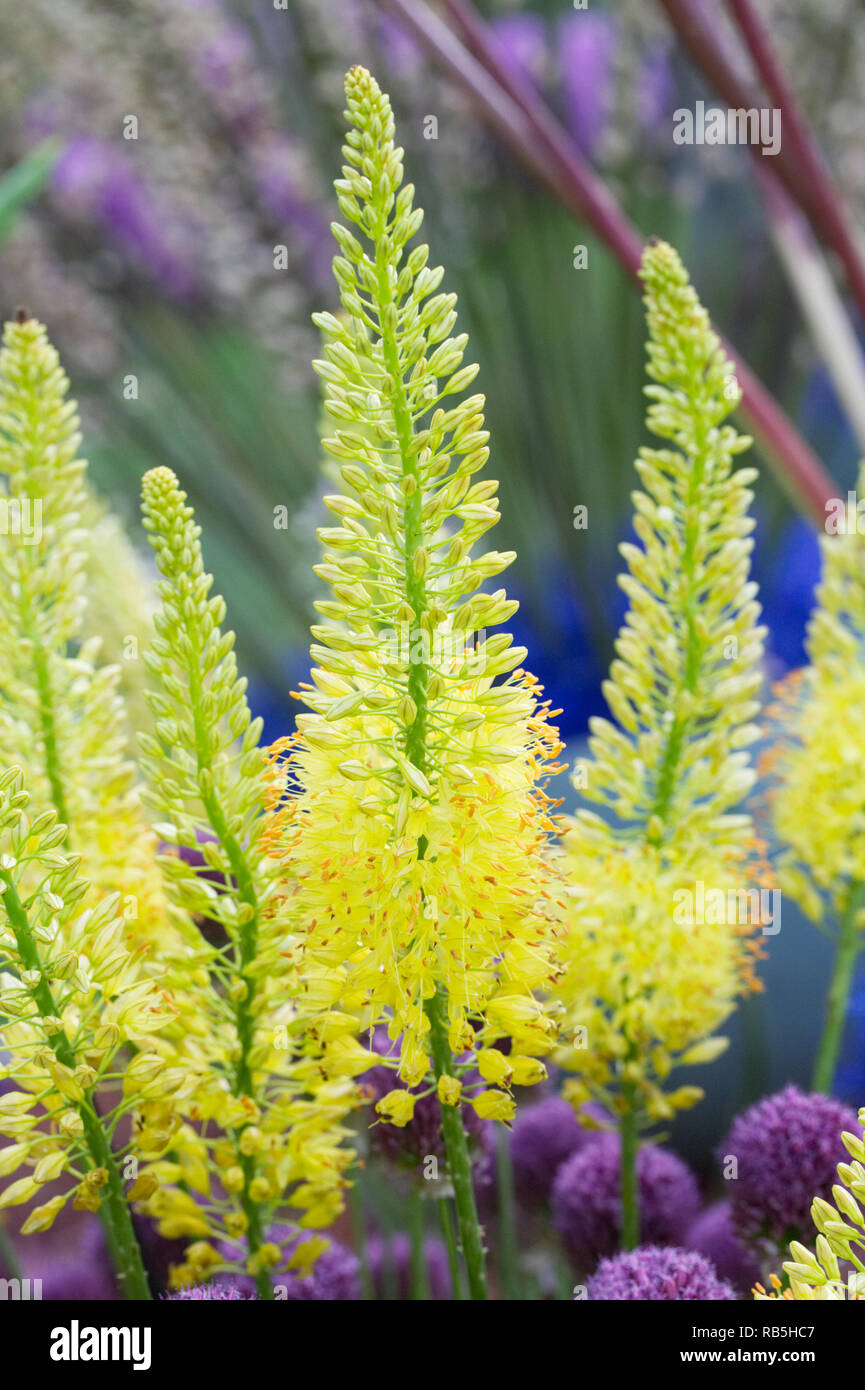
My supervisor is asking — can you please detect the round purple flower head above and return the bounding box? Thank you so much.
[722,1086,858,1249]
[510,1097,595,1207]
[552,1133,699,1270]
[361,1028,484,1171]
[686,1202,761,1296]
[588,1246,736,1301]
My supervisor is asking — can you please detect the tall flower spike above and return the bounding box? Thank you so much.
[552,241,767,1246]
[0,315,169,951]
[0,767,180,1299]
[264,67,565,1298]
[767,466,865,1091]
[137,466,357,1298]
[754,1106,865,1301]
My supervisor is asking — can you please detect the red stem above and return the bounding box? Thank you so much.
[660,0,865,329]
[375,0,836,521]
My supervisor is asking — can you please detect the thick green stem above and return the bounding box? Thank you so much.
[813,881,865,1093]
[1,873,150,1299]
[620,1085,640,1251]
[81,1107,152,1300]
[425,988,488,1300]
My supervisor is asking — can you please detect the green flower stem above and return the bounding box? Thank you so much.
[1,873,150,1300]
[425,987,488,1300]
[183,622,272,1300]
[437,1195,464,1300]
[0,1220,23,1282]
[620,1082,640,1251]
[26,611,70,830]
[813,880,865,1093]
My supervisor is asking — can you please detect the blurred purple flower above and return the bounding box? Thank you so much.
[218,1225,360,1301]
[509,1096,597,1207]
[377,16,424,78]
[721,1086,857,1250]
[366,1232,452,1300]
[361,1028,485,1171]
[556,13,618,157]
[252,138,333,288]
[588,1245,736,1301]
[490,15,548,87]
[636,44,675,131]
[52,137,200,300]
[14,1214,118,1301]
[552,1133,700,1271]
[686,1201,761,1296]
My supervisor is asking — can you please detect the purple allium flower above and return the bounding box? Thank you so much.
[361,1029,484,1171]
[588,1245,736,1301]
[167,1283,254,1300]
[552,1133,700,1270]
[491,15,548,87]
[218,1227,360,1301]
[722,1086,858,1249]
[556,13,618,157]
[366,1232,452,1300]
[686,1202,761,1296]
[509,1097,596,1207]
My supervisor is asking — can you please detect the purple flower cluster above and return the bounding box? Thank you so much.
[722,1086,857,1248]
[509,1097,594,1206]
[552,1133,700,1270]
[168,1284,253,1301]
[215,1227,360,1301]
[588,1246,736,1301]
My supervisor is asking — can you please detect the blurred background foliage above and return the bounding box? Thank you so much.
[0,0,863,1141]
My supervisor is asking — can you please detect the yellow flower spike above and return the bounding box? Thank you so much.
[137,466,357,1295]
[262,66,568,1298]
[437,1075,462,1107]
[553,243,766,1152]
[0,318,178,966]
[263,64,562,1102]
